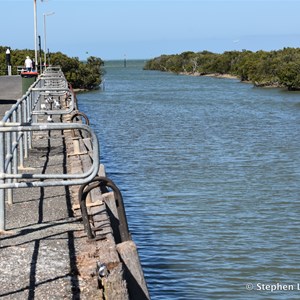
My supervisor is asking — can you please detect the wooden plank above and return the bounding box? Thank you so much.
[116,241,150,300]
[83,138,93,151]
[72,199,103,210]
[101,263,129,300]
[66,132,132,299]
[96,240,129,300]
[99,164,106,177]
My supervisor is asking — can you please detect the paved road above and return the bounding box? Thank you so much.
[0,75,22,102]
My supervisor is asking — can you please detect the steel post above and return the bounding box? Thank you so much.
[0,132,6,230]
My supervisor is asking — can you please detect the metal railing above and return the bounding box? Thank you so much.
[0,66,100,231]
[79,176,131,243]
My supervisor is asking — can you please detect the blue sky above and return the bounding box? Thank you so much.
[1,0,300,60]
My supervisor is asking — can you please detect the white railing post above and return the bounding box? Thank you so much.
[0,131,6,231]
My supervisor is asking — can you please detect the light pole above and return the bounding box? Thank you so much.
[43,11,55,68]
[33,0,38,64]
[33,0,46,71]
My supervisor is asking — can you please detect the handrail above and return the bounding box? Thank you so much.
[31,87,75,115]
[0,122,99,186]
[0,66,100,231]
[1,67,73,123]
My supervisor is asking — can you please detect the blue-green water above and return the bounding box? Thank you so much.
[77,60,300,300]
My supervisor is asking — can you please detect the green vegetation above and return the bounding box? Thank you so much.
[144,48,300,90]
[0,46,103,90]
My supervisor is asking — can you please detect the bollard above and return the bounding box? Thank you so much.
[6,49,11,76]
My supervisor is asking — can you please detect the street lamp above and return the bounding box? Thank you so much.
[43,11,55,67]
[33,0,38,64]
[33,0,45,70]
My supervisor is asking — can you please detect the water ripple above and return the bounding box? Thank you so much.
[78,61,300,300]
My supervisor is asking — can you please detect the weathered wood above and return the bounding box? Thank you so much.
[117,241,150,300]
[79,138,88,153]
[81,153,102,201]
[72,199,103,210]
[75,236,128,300]
[83,137,93,151]
[101,263,129,300]
[103,191,122,243]
[103,192,118,218]
[94,239,129,300]
[66,113,147,300]
[99,164,106,177]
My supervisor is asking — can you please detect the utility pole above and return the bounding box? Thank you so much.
[33,0,38,64]
[43,12,55,67]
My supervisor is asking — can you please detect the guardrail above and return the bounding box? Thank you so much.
[0,66,100,231]
[0,122,99,187]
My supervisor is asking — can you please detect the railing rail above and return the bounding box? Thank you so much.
[0,122,99,186]
[0,66,100,231]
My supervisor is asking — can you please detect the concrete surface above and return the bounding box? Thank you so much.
[0,95,146,299]
[0,107,101,299]
[0,76,22,102]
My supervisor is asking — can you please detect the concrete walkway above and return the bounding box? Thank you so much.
[0,76,22,102]
[0,107,100,299]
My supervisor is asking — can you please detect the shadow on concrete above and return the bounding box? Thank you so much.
[0,128,83,300]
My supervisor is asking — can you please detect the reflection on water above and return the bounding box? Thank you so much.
[78,60,300,300]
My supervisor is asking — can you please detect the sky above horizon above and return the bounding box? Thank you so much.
[1,0,300,61]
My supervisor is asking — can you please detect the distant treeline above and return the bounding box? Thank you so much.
[0,46,103,90]
[144,48,300,90]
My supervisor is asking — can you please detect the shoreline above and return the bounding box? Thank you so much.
[179,71,239,80]
[179,71,285,89]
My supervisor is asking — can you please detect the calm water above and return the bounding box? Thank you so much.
[77,60,300,300]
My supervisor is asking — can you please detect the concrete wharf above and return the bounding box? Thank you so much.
[0,70,149,299]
